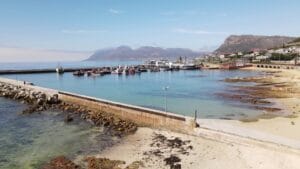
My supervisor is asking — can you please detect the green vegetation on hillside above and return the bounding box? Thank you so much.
[270,53,298,61]
[291,37,300,43]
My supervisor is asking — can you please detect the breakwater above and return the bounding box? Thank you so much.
[0,77,196,133]
[0,77,137,136]
[0,67,98,75]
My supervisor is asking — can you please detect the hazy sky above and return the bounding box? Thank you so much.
[0,0,299,62]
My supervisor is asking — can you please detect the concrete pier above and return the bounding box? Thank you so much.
[0,67,99,75]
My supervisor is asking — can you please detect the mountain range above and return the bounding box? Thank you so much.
[215,35,296,54]
[86,35,298,61]
[86,46,204,61]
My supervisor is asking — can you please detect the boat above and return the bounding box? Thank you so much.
[112,67,123,75]
[122,66,129,75]
[160,66,172,71]
[100,67,111,75]
[220,63,238,70]
[150,67,160,72]
[123,69,129,75]
[86,71,92,76]
[91,72,101,77]
[55,66,64,74]
[73,70,85,76]
[139,68,148,72]
[171,66,180,71]
[180,64,197,70]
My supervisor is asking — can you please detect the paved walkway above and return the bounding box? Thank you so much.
[197,118,300,150]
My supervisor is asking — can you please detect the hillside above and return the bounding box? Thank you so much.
[86,46,204,61]
[215,35,296,54]
[286,37,300,47]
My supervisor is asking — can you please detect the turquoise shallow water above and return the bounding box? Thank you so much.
[0,97,118,169]
[3,69,264,119]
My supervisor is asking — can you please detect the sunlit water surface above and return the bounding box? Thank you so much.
[3,68,264,119]
[0,97,118,169]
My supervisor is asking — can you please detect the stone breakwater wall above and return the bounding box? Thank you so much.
[0,77,60,113]
[59,91,196,133]
[0,77,196,133]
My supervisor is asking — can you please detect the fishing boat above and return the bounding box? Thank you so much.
[180,64,197,70]
[139,68,148,72]
[220,63,238,70]
[112,66,123,75]
[150,67,160,72]
[55,63,64,74]
[112,68,122,75]
[73,70,85,76]
[128,67,136,74]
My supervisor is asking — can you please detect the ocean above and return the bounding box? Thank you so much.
[1,61,264,119]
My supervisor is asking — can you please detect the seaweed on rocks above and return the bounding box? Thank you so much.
[144,133,193,168]
[42,156,143,169]
[164,155,181,169]
[41,156,81,169]
[0,82,137,137]
[84,157,125,169]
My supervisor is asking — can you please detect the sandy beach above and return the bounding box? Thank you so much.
[95,67,300,169]
[95,127,300,169]
[233,67,300,140]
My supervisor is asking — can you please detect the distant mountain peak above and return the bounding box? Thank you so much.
[215,35,296,54]
[87,46,204,61]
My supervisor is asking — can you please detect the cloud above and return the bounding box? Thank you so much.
[61,29,107,34]
[108,8,122,14]
[0,46,91,62]
[173,28,229,35]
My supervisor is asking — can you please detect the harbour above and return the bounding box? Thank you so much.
[1,1,300,168]
[1,64,265,119]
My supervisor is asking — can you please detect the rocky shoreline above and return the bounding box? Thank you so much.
[0,81,137,136]
[218,72,298,121]
[0,81,140,168]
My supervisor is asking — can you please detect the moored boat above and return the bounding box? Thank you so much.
[73,70,85,76]
[180,64,197,70]
[56,66,64,74]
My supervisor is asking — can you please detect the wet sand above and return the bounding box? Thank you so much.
[95,127,300,169]
[231,67,300,141]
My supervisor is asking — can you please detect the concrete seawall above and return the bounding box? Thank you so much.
[0,67,99,75]
[0,77,195,133]
[59,91,195,133]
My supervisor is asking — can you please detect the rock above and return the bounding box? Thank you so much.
[0,82,136,136]
[37,99,44,105]
[41,156,81,169]
[47,94,60,104]
[64,114,74,123]
[164,155,181,169]
[84,157,125,169]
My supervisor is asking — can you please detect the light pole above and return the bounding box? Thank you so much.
[163,86,169,113]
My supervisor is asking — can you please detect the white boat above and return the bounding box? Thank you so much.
[112,66,123,75]
[56,66,64,74]
[180,64,197,70]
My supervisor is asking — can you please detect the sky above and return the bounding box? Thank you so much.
[0,0,300,62]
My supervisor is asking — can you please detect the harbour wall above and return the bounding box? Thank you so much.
[59,91,195,133]
[0,67,99,75]
[0,77,195,133]
[253,64,299,70]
